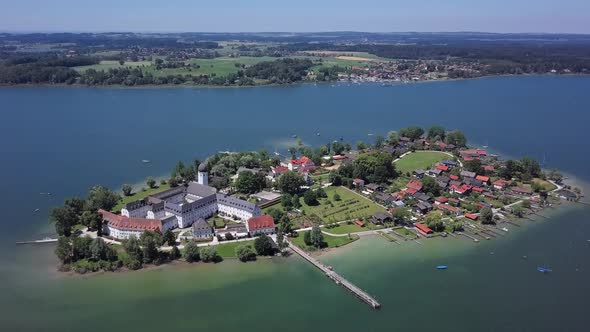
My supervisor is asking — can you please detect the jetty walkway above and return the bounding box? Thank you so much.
[287,240,381,309]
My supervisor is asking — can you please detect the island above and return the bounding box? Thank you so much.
[45,125,582,280]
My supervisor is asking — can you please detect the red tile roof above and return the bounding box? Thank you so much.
[415,222,433,234]
[493,179,511,187]
[353,178,365,184]
[407,179,423,191]
[435,197,449,203]
[438,204,459,213]
[290,156,313,165]
[473,187,484,193]
[465,213,478,220]
[436,164,450,171]
[98,209,162,232]
[247,215,275,231]
[272,166,289,174]
[476,150,487,156]
[476,175,490,182]
[332,155,347,160]
[450,175,459,181]
[483,165,495,172]
[406,188,418,195]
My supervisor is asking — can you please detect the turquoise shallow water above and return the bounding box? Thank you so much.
[1,76,589,331]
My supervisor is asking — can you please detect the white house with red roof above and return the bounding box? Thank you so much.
[288,156,315,171]
[99,209,176,240]
[246,215,276,236]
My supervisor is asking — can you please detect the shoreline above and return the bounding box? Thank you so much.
[1,73,588,90]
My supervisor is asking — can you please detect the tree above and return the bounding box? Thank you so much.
[225,232,235,241]
[183,241,200,262]
[235,171,265,194]
[72,236,93,261]
[303,231,312,246]
[87,185,120,211]
[387,131,399,145]
[427,126,446,140]
[235,245,257,262]
[520,157,541,178]
[399,126,424,140]
[163,229,176,246]
[89,237,110,261]
[480,207,494,225]
[55,236,72,264]
[140,230,163,247]
[64,197,85,216]
[277,171,305,195]
[80,210,102,231]
[123,236,143,270]
[374,135,385,148]
[333,193,341,201]
[278,215,293,235]
[200,246,220,262]
[425,213,444,232]
[170,246,181,260]
[329,171,342,186]
[292,194,301,209]
[141,236,159,264]
[169,177,179,187]
[254,234,275,256]
[512,206,525,217]
[464,159,484,174]
[392,208,411,224]
[303,190,318,206]
[332,141,346,155]
[445,130,467,147]
[316,187,327,198]
[122,184,133,196]
[421,176,441,196]
[310,225,325,248]
[146,177,156,189]
[171,160,186,179]
[356,141,368,150]
[50,206,78,236]
[352,152,395,183]
[266,208,284,223]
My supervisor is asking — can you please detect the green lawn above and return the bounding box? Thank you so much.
[215,240,256,258]
[144,56,279,77]
[532,178,557,191]
[74,60,152,72]
[394,228,415,238]
[299,186,386,223]
[394,151,449,174]
[324,223,366,234]
[290,232,359,251]
[112,183,171,212]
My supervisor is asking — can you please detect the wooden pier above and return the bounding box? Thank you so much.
[287,241,381,309]
[16,238,58,245]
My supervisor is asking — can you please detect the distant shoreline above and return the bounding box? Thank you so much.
[1,73,587,90]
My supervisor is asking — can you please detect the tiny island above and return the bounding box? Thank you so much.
[45,125,582,281]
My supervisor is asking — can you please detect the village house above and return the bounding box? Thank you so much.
[365,183,384,193]
[414,201,432,214]
[437,203,460,216]
[371,212,393,224]
[512,186,533,195]
[493,179,511,190]
[414,222,433,236]
[413,169,426,178]
[353,178,365,187]
[246,215,276,236]
[435,196,449,205]
[475,175,490,185]
[217,223,249,239]
[460,170,476,178]
[192,218,214,239]
[288,156,315,171]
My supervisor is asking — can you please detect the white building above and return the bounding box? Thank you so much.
[246,215,276,236]
[287,156,314,171]
[102,163,261,239]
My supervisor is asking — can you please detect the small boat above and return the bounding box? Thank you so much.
[291,134,297,138]
[436,265,448,270]
[501,227,509,232]
[522,255,528,259]
[537,267,552,273]
[141,160,151,163]
[316,132,321,136]
[34,208,40,212]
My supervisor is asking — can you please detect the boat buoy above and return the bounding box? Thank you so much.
[436,265,448,270]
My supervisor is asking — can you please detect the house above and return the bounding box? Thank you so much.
[449,180,462,187]
[465,213,478,221]
[354,220,365,227]
[217,223,249,239]
[476,150,487,156]
[288,156,315,171]
[450,184,472,195]
[375,192,396,205]
[247,215,276,236]
[192,218,214,239]
[483,165,495,172]
[437,204,460,216]
[414,222,433,235]
[435,197,449,205]
[460,149,479,159]
[352,178,365,187]
[512,186,533,195]
[413,192,431,203]
[475,175,490,184]
[99,209,169,240]
[460,170,476,178]
[407,179,423,192]
[435,164,450,172]
[464,177,483,187]
[366,183,383,193]
[448,197,460,206]
[414,202,432,214]
[332,155,347,161]
[442,160,458,167]
[472,187,484,193]
[371,212,393,224]
[493,179,511,190]
[271,166,289,177]
[449,175,459,181]
[428,168,442,177]
[413,169,426,178]
[436,179,449,189]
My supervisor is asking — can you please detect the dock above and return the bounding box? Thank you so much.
[16,238,58,245]
[287,241,381,309]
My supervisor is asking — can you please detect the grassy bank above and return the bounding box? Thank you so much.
[394,151,449,173]
[290,232,359,251]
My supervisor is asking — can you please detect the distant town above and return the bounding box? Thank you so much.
[1,32,590,87]
[45,125,581,276]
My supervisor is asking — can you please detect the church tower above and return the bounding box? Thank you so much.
[198,162,208,186]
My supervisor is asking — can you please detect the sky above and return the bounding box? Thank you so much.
[0,0,589,34]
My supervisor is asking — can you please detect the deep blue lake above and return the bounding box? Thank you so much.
[1,76,589,331]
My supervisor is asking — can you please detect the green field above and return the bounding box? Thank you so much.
[324,222,381,234]
[74,60,152,72]
[290,232,359,251]
[299,186,386,223]
[215,240,256,258]
[394,151,449,173]
[112,183,171,212]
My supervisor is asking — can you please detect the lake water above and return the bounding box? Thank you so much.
[1,76,589,331]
